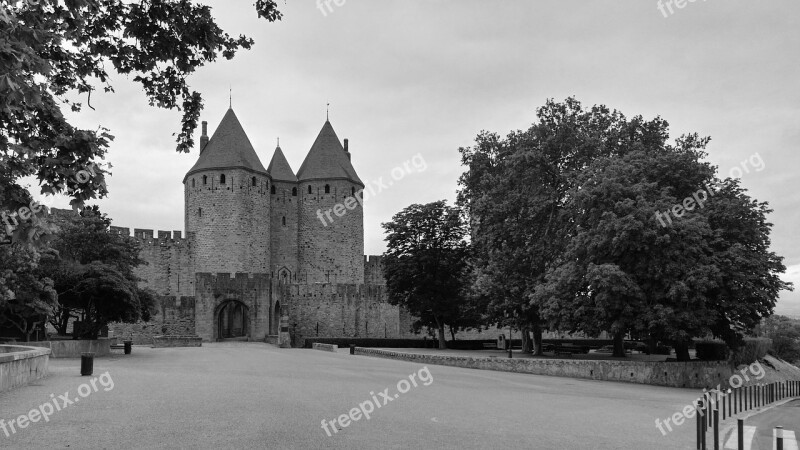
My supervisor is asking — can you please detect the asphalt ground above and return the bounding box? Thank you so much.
[0,343,702,449]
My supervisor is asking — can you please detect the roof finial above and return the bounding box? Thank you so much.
[327,101,330,121]
[277,137,280,148]
[229,86,232,109]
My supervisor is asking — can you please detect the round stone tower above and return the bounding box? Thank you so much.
[267,144,299,282]
[183,108,271,274]
[296,120,365,284]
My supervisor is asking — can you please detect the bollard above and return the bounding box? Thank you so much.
[123,340,132,355]
[737,419,744,450]
[80,352,95,376]
[696,399,703,450]
[713,407,719,450]
[349,344,355,355]
[776,426,784,450]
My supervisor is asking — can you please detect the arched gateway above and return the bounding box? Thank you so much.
[216,300,249,340]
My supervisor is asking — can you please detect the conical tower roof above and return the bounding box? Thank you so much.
[267,146,297,182]
[184,108,267,181]
[297,121,363,186]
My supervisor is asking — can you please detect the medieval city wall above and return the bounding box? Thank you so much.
[109,296,196,345]
[110,227,196,298]
[277,282,418,347]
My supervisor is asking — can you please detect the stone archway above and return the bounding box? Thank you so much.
[217,300,249,340]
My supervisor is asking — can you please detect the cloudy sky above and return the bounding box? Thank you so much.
[29,0,800,315]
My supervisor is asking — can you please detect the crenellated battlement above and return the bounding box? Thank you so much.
[195,272,272,282]
[110,226,193,246]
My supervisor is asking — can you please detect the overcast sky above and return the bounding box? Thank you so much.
[28,0,800,315]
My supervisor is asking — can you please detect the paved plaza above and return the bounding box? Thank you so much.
[1,343,701,449]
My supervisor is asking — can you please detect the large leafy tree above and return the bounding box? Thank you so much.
[457,98,629,354]
[1,0,283,236]
[382,201,471,349]
[42,207,156,338]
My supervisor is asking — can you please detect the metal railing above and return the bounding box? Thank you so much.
[696,380,799,450]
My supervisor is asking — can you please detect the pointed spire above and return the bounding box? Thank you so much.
[296,120,363,186]
[267,145,297,183]
[184,108,267,181]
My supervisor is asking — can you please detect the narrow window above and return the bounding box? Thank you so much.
[203,175,207,185]
[308,185,312,194]
[252,177,256,186]
[220,174,226,184]
[324,184,330,194]
[191,179,195,188]
[282,216,286,226]
[198,208,202,217]
[351,187,355,196]
[271,185,276,194]
[292,187,297,196]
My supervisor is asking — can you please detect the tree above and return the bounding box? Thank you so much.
[457,98,630,354]
[382,201,471,349]
[42,207,155,338]
[532,120,790,360]
[460,97,791,360]
[1,0,283,240]
[755,315,800,364]
[0,245,57,341]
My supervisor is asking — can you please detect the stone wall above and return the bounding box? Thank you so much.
[109,296,196,345]
[354,348,734,389]
[152,335,203,347]
[0,345,50,393]
[112,228,196,297]
[27,339,111,358]
[278,282,419,347]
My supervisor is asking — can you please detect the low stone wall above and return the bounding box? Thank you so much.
[312,343,338,352]
[0,345,51,393]
[152,335,202,348]
[354,348,733,389]
[27,339,111,358]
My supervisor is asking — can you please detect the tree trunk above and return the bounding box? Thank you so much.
[532,323,544,356]
[437,323,447,349]
[674,341,691,362]
[612,331,626,357]
[521,326,533,353]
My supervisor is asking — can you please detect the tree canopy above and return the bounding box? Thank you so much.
[1,0,282,237]
[458,97,791,359]
[381,201,472,349]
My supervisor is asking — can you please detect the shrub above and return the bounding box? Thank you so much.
[695,341,729,361]
[731,337,772,366]
[653,345,671,355]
